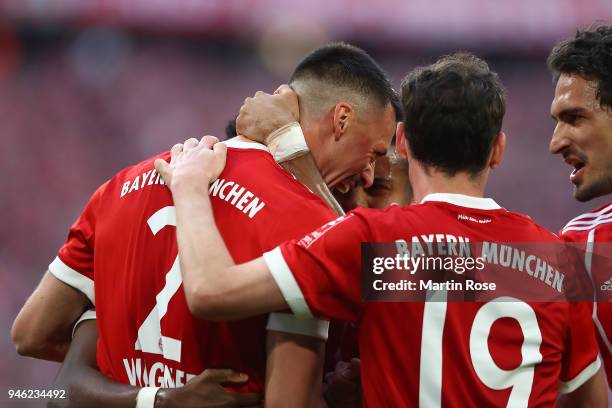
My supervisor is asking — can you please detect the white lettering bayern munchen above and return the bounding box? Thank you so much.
[209,178,265,219]
[120,169,164,198]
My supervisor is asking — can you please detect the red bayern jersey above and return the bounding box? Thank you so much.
[263,193,601,407]
[560,201,612,389]
[49,139,335,392]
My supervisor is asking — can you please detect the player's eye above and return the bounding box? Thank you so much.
[561,113,583,126]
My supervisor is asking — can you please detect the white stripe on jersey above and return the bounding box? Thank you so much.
[563,202,612,225]
[223,138,269,152]
[266,313,329,340]
[562,216,612,233]
[585,229,612,357]
[263,247,314,319]
[558,357,602,394]
[564,212,612,227]
[49,256,95,304]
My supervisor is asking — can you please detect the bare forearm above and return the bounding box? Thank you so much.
[172,181,235,314]
[26,341,70,363]
[49,321,140,408]
[51,367,140,408]
[266,330,326,408]
[12,271,89,361]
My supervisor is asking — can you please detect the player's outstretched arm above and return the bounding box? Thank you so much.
[559,367,608,408]
[11,271,90,361]
[49,317,262,408]
[155,137,287,321]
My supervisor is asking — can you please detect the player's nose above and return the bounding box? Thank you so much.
[360,163,374,189]
[549,125,570,154]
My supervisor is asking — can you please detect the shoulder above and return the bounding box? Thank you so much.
[561,201,612,237]
[222,141,333,216]
[224,142,309,191]
[100,151,170,200]
[503,209,563,240]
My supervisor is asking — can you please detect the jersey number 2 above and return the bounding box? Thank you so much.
[134,206,182,362]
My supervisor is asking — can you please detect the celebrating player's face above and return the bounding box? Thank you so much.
[330,103,396,192]
[333,151,412,211]
[550,74,612,201]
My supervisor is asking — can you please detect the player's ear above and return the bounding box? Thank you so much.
[332,102,353,141]
[488,131,506,169]
[395,122,409,160]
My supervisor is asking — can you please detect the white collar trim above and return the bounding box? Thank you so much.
[223,138,269,152]
[421,193,502,210]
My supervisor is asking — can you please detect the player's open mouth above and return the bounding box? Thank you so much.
[335,179,356,194]
[567,159,586,184]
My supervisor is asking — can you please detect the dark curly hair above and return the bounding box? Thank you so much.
[547,25,612,110]
[400,52,506,176]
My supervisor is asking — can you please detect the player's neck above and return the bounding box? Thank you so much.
[410,165,488,204]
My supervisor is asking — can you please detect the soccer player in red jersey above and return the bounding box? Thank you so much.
[233,89,413,406]
[548,26,612,389]
[156,53,608,407]
[325,138,412,407]
[12,43,398,407]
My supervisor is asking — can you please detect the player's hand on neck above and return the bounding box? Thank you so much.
[236,84,300,144]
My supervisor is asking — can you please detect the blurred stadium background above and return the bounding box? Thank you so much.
[1,1,611,405]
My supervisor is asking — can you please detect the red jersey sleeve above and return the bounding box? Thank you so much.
[48,182,107,305]
[262,211,370,322]
[558,301,602,393]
